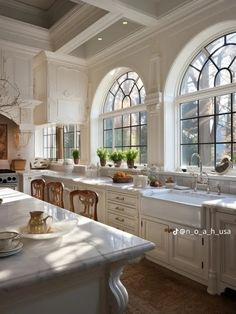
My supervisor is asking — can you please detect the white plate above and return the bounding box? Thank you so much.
[0,242,23,257]
[18,219,78,240]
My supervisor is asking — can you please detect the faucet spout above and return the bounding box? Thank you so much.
[190,153,203,182]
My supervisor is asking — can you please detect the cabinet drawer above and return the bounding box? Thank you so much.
[107,201,138,217]
[107,212,137,229]
[108,191,137,207]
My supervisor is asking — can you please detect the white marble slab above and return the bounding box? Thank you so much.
[0,188,154,290]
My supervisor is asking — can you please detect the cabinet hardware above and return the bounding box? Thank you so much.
[168,228,175,233]
[201,261,204,269]
[115,206,124,211]
[164,228,169,232]
[115,196,124,201]
[202,238,204,246]
[115,217,124,222]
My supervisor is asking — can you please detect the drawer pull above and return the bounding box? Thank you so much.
[115,206,124,211]
[115,196,124,201]
[168,228,175,233]
[164,228,169,232]
[115,217,125,222]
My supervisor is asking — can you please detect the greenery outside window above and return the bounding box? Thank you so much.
[102,71,147,164]
[43,125,80,160]
[179,32,236,167]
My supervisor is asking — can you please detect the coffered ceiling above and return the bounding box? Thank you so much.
[0,0,222,61]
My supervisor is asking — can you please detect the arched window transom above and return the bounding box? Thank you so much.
[179,33,236,167]
[102,71,147,163]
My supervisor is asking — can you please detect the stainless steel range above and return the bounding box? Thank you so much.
[0,169,18,189]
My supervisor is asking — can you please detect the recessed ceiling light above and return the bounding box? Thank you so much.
[122,21,128,25]
[98,37,103,41]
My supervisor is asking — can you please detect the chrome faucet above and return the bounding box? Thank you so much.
[190,153,203,182]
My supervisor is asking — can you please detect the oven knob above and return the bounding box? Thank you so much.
[0,178,2,183]
[7,177,12,181]
[12,177,16,181]
[3,179,7,183]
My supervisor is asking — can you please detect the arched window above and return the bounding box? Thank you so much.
[101,71,147,163]
[179,32,236,167]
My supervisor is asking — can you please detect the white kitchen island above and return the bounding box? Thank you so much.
[0,188,154,314]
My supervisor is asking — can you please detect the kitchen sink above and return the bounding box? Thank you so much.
[141,189,225,228]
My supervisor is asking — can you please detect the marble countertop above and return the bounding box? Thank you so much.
[0,188,154,290]
[202,197,236,213]
[17,170,236,208]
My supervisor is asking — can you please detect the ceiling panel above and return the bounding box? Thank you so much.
[71,18,144,59]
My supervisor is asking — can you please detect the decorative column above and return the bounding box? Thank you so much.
[145,54,163,168]
[207,206,218,295]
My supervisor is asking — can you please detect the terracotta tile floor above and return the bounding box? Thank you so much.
[122,258,236,314]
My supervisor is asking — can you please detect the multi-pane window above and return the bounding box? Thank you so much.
[64,125,80,158]
[43,125,80,160]
[102,71,147,163]
[43,126,56,160]
[179,33,236,167]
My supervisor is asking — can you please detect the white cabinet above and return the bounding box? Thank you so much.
[140,218,168,263]
[216,212,236,292]
[107,189,139,235]
[33,51,88,125]
[141,216,207,281]
[18,172,43,195]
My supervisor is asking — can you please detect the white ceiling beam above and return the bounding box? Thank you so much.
[56,11,122,54]
[70,0,158,26]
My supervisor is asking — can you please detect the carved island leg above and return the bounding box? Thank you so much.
[108,261,129,314]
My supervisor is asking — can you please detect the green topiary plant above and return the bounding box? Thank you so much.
[96,148,108,166]
[124,149,138,168]
[109,150,124,167]
[72,149,80,164]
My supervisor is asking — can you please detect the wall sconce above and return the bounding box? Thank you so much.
[14,131,32,148]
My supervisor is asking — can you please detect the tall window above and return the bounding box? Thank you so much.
[43,124,80,160]
[179,33,236,167]
[102,71,147,163]
[43,126,56,159]
[64,124,80,158]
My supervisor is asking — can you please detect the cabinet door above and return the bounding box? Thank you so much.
[141,218,169,263]
[169,224,205,277]
[217,213,236,287]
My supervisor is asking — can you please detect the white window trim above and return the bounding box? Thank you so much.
[164,20,236,172]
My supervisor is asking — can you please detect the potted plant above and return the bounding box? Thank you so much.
[96,148,108,167]
[72,149,80,164]
[109,150,124,167]
[124,149,138,168]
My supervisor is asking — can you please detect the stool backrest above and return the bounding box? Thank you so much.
[46,182,64,207]
[70,190,98,221]
[31,179,45,201]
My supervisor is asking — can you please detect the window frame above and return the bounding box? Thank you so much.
[177,77,236,168]
[100,71,147,164]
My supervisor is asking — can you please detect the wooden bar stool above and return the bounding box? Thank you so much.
[31,178,45,201]
[46,182,64,208]
[70,190,98,221]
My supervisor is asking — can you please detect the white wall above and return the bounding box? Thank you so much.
[88,1,236,168]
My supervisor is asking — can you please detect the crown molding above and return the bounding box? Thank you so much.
[56,12,122,54]
[0,38,40,55]
[0,16,51,50]
[50,4,107,51]
[33,50,88,69]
